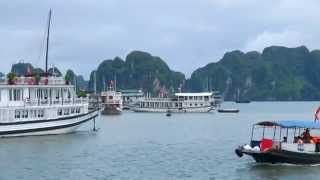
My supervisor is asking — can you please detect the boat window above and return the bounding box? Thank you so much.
[10,89,23,101]
[71,108,75,114]
[194,96,198,100]
[22,110,27,118]
[31,110,36,118]
[204,96,209,101]
[15,110,20,119]
[109,96,113,100]
[37,110,44,118]
[76,108,80,113]
[56,89,60,99]
[199,96,203,100]
[189,96,193,100]
[195,104,198,106]
[184,96,187,100]
[64,109,70,115]
[9,89,12,101]
[58,109,62,116]
[175,103,178,107]
[68,89,71,98]
[43,89,48,99]
[190,104,192,106]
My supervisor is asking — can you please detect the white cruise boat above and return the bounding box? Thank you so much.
[131,92,219,113]
[0,75,99,137]
[0,10,99,137]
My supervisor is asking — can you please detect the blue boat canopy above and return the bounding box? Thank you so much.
[256,120,320,129]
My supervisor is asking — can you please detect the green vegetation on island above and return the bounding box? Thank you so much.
[187,46,320,101]
[87,51,185,96]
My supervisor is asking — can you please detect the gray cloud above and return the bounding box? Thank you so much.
[0,0,320,78]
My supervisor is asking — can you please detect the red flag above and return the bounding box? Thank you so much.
[315,106,320,121]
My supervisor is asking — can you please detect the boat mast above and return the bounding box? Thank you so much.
[45,9,52,73]
[94,71,97,94]
[114,73,117,91]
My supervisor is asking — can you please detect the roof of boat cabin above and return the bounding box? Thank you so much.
[256,120,320,129]
[175,92,213,96]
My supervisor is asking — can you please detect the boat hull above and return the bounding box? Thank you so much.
[243,149,320,165]
[0,110,99,137]
[131,106,214,113]
[101,105,122,115]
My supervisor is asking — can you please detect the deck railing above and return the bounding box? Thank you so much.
[24,98,88,106]
[0,76,67,85]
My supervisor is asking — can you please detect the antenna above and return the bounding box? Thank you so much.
[45,9,52,73]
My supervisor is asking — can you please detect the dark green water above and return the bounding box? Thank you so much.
[1,102,320,180]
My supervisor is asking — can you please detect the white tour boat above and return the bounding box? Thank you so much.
[0,75,99,137]
[100,81,123,115]
[131,92,219,113]
[0,10,99,137]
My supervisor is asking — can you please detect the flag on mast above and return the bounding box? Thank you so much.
[314,106,320,121]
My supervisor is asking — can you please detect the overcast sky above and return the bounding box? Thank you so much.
[1,0,320,78]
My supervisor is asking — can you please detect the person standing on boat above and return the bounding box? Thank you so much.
[302,128,312,143]
[315,106,320,122]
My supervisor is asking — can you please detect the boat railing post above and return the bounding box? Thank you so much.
[262,126,265,138]
[250,125,255,142]
[273,126,276,141]
[279,127,282,142]
[93,117,96,131]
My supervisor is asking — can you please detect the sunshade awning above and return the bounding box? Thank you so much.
[256,120,320,129]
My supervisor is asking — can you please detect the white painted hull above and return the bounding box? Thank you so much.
[0,110,99,137]
[131,106,214,113]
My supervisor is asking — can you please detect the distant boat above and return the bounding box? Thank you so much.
[235,100,251,103]
[101,80,123,115]
[218,108,240,113]
[131,92,220,113]
[235,88,250,103]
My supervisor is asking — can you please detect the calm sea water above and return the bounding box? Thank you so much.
[1,102,320,180]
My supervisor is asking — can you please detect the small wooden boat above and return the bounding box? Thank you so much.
[235,120,320,165]
[218,108,239,113]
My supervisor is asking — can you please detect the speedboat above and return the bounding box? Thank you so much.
[235,120,320,164]
[217,108,239,113]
